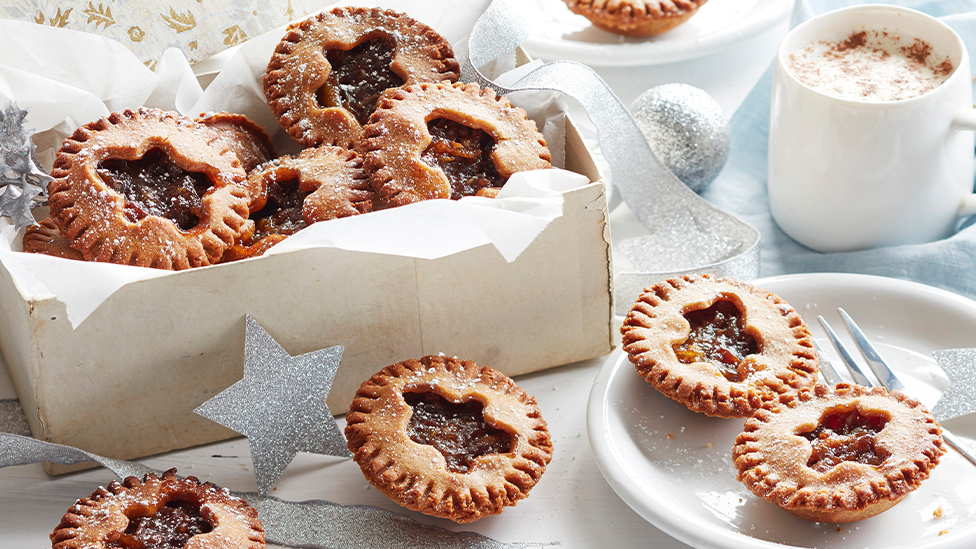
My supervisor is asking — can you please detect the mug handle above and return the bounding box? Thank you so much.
[952,108,976,216]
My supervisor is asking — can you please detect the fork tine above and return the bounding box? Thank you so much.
[837,308,907,393]
[814,341,844,386]
[814,307,976,465]
[817,315,874,387]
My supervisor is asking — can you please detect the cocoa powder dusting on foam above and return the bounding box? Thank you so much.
[788,28,954,101]
[937,59,954,76]
[836,31,868,52]
[902,38,932,64]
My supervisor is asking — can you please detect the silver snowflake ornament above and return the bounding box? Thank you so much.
[0,102,52,230]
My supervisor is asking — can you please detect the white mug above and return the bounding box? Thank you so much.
[768,4,976,253]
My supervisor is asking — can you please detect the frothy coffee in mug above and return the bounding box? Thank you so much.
[787,29,954,101]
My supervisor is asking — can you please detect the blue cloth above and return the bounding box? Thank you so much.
[701,0,976,299]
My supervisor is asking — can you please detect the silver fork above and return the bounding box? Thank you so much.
[816,308,976,467]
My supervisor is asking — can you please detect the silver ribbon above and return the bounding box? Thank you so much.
[247,494,552,549]
[464,0,761,313]
[0,432,156,480]
[0,432,548,548]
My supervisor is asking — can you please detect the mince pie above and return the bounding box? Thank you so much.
[196,112,277,174]
[264,6,460,149]
[563,0,709,37]
[50,468,265,549]
[362,81,552,208]
[733,383,945,523]
[620,274,819,418]
[47,108,251,270]
[345,355,553,523]
[22,217,84,260]
[221,145,373,261]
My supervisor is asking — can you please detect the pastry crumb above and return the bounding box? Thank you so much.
[667,433,674,439]
[939,529,950,536]
[933,506,944,518]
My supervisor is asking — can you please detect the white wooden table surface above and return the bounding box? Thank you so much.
[0,15,785,549]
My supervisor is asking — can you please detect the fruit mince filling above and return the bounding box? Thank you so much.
[673,300,759,381]
[420,118,504,199]
[97,148,212,231]
[250,178,307,241]
[109,499,212,549]
[405,391,513,473]
[800,406,889,473]
[318,34,405,126]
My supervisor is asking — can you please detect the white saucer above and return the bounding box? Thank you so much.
[515,0,793,66]
[589,273,976,549]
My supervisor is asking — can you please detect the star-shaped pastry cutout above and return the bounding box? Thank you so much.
[195,315,351,494]
[932,348,976,422]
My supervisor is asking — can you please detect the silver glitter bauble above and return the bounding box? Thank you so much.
[630,83,731,193]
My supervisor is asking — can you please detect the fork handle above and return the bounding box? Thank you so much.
[943,430,976,466]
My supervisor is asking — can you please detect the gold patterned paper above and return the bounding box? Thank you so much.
[1,0,338,67]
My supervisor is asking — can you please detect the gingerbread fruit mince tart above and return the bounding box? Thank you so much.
[362,81,552,208]
[195,112,277,174]
[22,217,84,260]
[345,355,553,523]
[221,145,374,261]
[563,0,709,37]
[264,6,460,148]
[733,384,945,523]
[50,468,265,548]
[620,274,819,418]
[47,108,251,270]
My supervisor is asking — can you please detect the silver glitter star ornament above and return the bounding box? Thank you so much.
[630,83,731,193]
[0,102,52,229]
[932,348,976,422]
[195,315,352,495]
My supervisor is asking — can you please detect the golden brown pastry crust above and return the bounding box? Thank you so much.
[362,81,552,208]
[345,355,553,523]
[733,384,945,523]
[620,274,819,418]
[264,6,460,148]
[249,145,373,222]
[50,468,265,549]
[563,0,709,37]
[196,111,277,174]
[221,145,373,262]
[22,217,85,260]
[47,108,251,270]
[219,233,287,263]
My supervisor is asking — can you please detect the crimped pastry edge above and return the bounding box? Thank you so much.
[732,383,945,523]
[620,274,820,418]
[345,355,554,523]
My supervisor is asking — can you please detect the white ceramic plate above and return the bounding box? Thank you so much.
[589,273,976,549]
[514,0,792,66]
